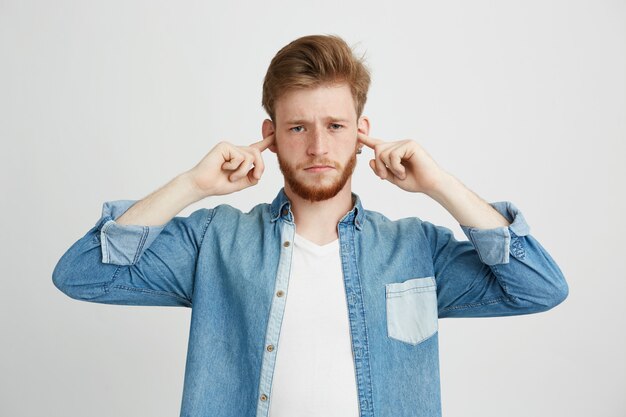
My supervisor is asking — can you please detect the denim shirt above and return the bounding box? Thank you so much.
[52,188,568,417]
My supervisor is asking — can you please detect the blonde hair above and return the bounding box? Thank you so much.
[262,34,371,123]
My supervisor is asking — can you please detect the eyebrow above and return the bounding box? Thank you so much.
[284,117,350,125]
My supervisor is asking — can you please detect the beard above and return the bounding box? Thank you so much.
[277,148,357,202]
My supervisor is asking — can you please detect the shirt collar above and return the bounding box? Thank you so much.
[270,187,365,231]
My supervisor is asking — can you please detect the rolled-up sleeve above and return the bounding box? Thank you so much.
[97,200,166,265]
[52,200,214,307]
[422,201,568,318]
[459,201,531,266]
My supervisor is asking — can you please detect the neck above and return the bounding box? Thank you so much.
[284,180,354,246]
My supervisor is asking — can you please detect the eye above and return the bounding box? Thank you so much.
[330,123,343,130]
[290,126,304,133]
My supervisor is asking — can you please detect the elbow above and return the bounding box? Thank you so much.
[52,258,104,301]
[52,262,69,295]
[52,261,79,300]
[509,272,569,315]
[547,267,569,309]
[532,273,569,313]
[549,278,569,309]
[52,231,111,301]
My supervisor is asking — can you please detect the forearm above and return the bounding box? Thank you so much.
[427,172,511,229]
[116,172,206,226]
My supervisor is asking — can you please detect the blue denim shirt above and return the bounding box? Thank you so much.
[52,188,568,417]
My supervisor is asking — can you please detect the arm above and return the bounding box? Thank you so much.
[52,135,275,307]
[420,199,568,318]
[427,172,511,230]
[358,132,568,317]
[52,197,213,307]
[114,172,205,227]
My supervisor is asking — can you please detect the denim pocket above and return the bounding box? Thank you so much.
[385,276,438,345]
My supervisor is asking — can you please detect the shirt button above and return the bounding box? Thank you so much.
[266,344,274,352]
[276,290,284,297]
[282,208,288,216]
[283,241,291,247]
[260,393,268,401]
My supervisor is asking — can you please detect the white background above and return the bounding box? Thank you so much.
[1,0,624,416]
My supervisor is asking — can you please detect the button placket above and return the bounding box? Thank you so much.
[255,220,295,417]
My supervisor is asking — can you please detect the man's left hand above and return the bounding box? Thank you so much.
[357,132,448,195]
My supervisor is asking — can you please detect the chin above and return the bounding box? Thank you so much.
[285,176,350,202]
[278,152,356,202]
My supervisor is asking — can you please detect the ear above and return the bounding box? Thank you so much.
[262,118,277,153]
[357,116,370,153]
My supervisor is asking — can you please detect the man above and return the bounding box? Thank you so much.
[53,34,568,417]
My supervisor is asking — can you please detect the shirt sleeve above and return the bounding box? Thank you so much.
[52,200,214,307]
[98,200,167,265]
[458,201,531,266]
[421,201,568,318]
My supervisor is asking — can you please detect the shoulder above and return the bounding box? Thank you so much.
[362,208,425,230]
[207,201,272,225]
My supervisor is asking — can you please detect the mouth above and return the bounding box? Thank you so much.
[304,165,335,173]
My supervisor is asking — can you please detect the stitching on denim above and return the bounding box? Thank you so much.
[190,208,217,304]
[98,218,117,264]
[104,265,190,305]
[103,265,124,293]
[96,215,113,233]
[497,231,509,265]
[386,285,437,297]
[100,220,112,263]
[344,223,375,416]
[389,329,438,346]
[467,229,487,265]
[109,284,192,305]
[101,232,108,264]
[491,263,513,297]
[260,220,296,409]
[132,226,150,265]
[198,208,216,248]
[439,296,508,313]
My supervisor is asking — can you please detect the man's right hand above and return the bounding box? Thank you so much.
[186,134,275,198]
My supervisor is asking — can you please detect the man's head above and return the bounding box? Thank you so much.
[261,34,371,202]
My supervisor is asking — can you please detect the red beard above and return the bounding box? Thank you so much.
[277,150,357,202]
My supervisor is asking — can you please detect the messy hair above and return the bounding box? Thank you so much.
[262,34,371,123]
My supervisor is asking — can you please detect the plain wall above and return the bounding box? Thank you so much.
[1,0,624,416]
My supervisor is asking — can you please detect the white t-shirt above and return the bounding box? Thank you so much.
[268,233,360,417]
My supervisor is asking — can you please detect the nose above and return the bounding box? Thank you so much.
[307,128,329,156]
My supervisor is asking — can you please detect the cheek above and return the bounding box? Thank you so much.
[275,138,304,159]
[341,138,359,152]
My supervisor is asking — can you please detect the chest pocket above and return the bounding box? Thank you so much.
[385,276,438,345]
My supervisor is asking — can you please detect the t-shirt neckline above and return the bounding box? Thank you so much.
[294,233,339,256]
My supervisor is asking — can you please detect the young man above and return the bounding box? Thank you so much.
[53,34,568,417]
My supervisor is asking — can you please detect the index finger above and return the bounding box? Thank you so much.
[357,131,384,149]
[250,133,275,152]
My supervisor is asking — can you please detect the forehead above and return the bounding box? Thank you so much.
[275,83,356,123]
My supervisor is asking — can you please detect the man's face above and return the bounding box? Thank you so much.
[268,83,366,202]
